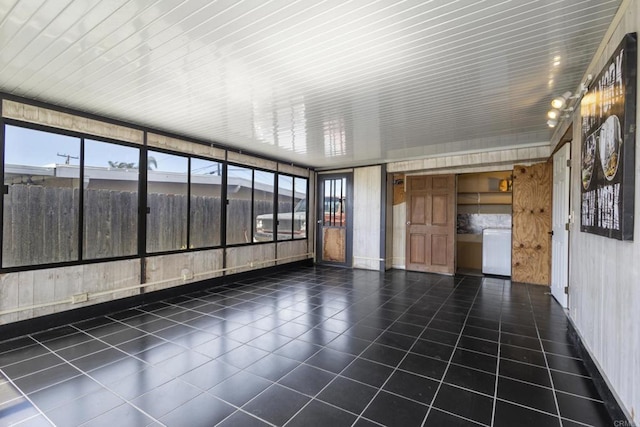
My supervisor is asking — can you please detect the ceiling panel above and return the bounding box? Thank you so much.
[0,0,622,168]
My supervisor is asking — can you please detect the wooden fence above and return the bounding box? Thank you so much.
[2,184,288,267]
[3,185,79,267]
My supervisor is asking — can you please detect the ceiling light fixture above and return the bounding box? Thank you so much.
[545,74,592,128]
[551,91,572,109]
[547,109,560,120]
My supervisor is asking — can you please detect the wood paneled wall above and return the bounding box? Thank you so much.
[511,162,552,285]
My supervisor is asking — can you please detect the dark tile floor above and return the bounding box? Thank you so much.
[0,266,615,426]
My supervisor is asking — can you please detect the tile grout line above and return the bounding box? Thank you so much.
[44,326,170,427]
[215,270,402,426]
[489,280,505,426]
[526,284,564,427]
[60,310,284,426]
[281,274,447,426]
[0,267,608,427]
[68,291,317,427]
[0,365,56,426]
[311,274,479,426]
[355,276,472,426]
[420,277,487,427]
[278,277,422,426]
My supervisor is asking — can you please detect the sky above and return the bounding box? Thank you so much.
[4,125,305,189]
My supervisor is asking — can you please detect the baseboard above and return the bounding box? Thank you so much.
[0,259,313,341]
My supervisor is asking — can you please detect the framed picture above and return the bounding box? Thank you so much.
[580,33,636,240]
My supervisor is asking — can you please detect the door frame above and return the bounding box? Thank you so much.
[551,143,571,307]
[315,173,353,267]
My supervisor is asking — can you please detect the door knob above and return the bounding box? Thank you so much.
[406,221,411,225]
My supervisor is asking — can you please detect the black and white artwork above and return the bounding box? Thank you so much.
[580,33,636,241]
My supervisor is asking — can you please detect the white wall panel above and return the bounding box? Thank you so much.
[147,133,225,160]
[0,272,20,324]
[353,166,382,271]
[385,175,394,270]
[2,100,143,144]
[308,172,317,258]
[278,163,310,177]
[277,240,311,265]
[392,203,407,269]
[0,260,141,324]
[145,250,223,293]
[568,1,639,419]
[387,144,550,174]
[226,244,276,275]
[227,151,278,171]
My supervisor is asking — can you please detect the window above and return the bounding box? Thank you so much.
[146,151,188,253]
[293,177,307,239]
[190,158,222,248]
[2,126,80,267]
[83,139,139,259]
[253,170,275,242]
[254,173,307,242]
[1,122,307,270]
[276,175,293,241]
[226,164,253,245]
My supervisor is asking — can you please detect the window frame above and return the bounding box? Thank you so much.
[292,176,309,240]
[0,120,143,271]
[0,113,310,273]
[82,137,141,260]
[189,156,224,250]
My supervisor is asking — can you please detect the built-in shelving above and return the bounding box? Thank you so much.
[456,171,513,273]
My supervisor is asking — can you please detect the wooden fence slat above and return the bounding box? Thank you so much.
[3,185,297,266]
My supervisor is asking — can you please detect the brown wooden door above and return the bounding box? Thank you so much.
[406,175,455,274]
[512,162,552,285]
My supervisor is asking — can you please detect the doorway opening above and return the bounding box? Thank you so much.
[316,173,352,267]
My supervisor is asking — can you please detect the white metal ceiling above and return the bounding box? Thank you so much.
[0,0,622,169]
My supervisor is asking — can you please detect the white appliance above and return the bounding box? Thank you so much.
[482,228,512,276]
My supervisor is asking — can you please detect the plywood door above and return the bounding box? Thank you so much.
[512,162,552,285]
[406,175,455,274]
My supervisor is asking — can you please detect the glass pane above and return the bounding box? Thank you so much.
[320,176,347,264]
[277,175,293,240]
[323,177,346,226]
[293,177,307,239]
[146,151,188,252]
[226,165,253,245]
[83,139,139,259]
[3,125,80,267]
[190,158,222,248]
[253,170,274,242]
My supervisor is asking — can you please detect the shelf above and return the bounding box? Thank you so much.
[458,191,511,194]
[457,192,512,205]
[457,234,482,243]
